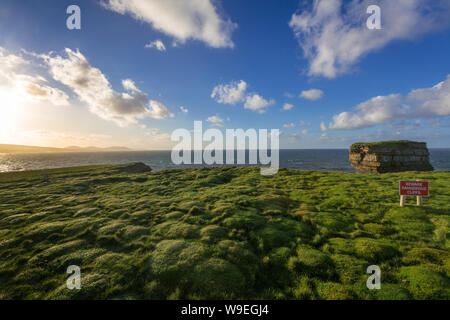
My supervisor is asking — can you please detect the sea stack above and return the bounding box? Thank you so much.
[349,140,434,174]
[117,162,152,173]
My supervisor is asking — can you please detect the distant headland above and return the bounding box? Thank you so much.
[0,144,131,154]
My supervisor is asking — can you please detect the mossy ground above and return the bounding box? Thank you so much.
[0,164,448,300]
[349,140,426,152]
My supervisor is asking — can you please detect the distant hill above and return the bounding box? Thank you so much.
[0,144,131,154]
[64,146,131,152]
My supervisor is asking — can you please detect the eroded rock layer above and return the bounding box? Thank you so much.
[349,141,434,174]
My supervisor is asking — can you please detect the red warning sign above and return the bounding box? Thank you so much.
[399,181,429,196]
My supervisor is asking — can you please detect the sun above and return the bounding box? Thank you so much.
[0,89,22,142]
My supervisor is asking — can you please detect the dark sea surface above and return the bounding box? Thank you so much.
[0,149,449,173]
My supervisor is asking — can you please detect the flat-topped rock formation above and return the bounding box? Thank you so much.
[349,140,434,174]
[116,162,152,173]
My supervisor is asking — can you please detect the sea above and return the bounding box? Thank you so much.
[0,149,449,173]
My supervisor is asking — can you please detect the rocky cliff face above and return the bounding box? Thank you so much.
[349,141,434,174]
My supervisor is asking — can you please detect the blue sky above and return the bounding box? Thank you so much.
[0,0,450,149]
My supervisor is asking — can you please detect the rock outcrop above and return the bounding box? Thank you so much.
[349,141,434,174]
[117,162,152,173]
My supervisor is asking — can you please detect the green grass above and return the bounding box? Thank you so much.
[0,164,449,299]
[349,140,427,152]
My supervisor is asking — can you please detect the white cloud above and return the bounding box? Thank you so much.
[212,79,275,113]
[244,94,275,113]
[289,0,450,78]
[206,115,224,126]
[144,128,170,141]
[408,79,450,117]
[299,120,310,127]
[283,123,295,129]
[0,48,69,107]
[145,39,166,51]
[284,92,295,98]
[301,129,309,135]
[180,106,188,114]
[299,89,323,101]
[320,121,327,132]
[328,75,450,130]
[41,48,173,126]
[283,103,294,110]
[21,78,70,106]
[121,78,140,92]
[211,80,247,105]
[103,0,237,48]
[0,47,27,68]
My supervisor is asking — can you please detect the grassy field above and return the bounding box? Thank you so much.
[0,164,448,300]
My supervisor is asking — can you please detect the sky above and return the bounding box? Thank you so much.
[0,0,450,149]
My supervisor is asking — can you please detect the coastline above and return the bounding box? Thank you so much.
[1,149,450,173]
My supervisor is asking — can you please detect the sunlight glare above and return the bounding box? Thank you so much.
[0,89,22,142]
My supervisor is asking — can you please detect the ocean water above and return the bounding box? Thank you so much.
[0,149,449,173]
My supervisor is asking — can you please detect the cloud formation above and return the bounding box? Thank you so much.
[144,128,170,141]
[289,0,450,78]
[206,115,224,126]
[283,123,295,129]
[327,75,450,130]
[103,0,237,48]
[299,89,323,101]
[145,39,166,51]
[282,103,294,110]
[244,94,275,113]
[211,80,247,105]
[41,48,173,126]
[180,106,189,114]
[211,80,275,113]
[299,120,310,127]
[0,48,69,107]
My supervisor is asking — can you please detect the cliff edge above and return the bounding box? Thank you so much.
[349,140,434,174]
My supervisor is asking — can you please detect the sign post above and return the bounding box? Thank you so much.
[400,195,405,207]
[399,180,429,207]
